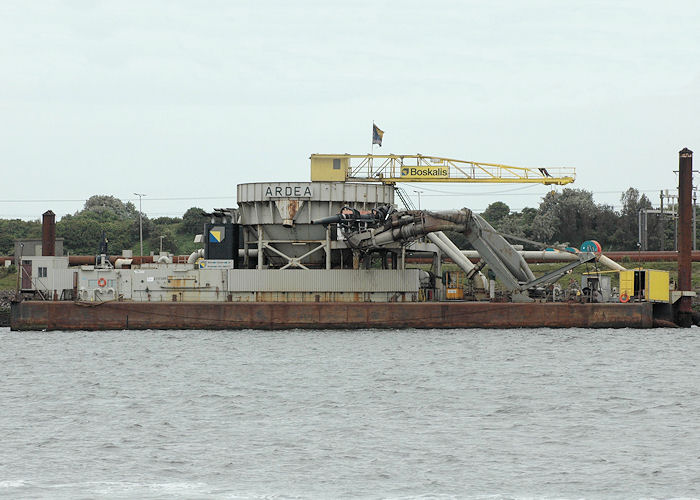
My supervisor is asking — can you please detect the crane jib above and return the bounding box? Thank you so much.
[309,154,575,185]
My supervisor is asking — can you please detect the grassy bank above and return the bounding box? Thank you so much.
[0,269,13,326]
[0,266,16,290]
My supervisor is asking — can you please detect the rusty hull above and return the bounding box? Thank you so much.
[11,301,654,330]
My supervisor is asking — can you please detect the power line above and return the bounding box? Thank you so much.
[0,196,237,203]
[0,186,674,205]
[0,187,671,204]
[0,199,89,203]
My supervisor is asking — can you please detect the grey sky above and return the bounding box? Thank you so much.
[2,1,699,221]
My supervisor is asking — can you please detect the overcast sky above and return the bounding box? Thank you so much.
[2,0,699,220]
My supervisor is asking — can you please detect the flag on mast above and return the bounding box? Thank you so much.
[372,124,384,147]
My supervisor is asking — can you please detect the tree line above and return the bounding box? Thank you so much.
[0,195,209,256]
[448,187,675,252]
[0,188,686,256]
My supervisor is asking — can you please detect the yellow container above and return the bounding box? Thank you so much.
[618,269,669,303]
[647,269,670,302]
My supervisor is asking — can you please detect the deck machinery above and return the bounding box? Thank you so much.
[12,151,692,330]
[310,204,600,302]
[16,154,631,305]
[227,154,607,303]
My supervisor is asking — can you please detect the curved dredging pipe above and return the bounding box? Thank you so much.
[185,248,258,264]
[187,248,204,264]
[460,250,626,272]
[114,258,133,269]
[68,255,155,266]
[598,254,626,271]
[3,250,690,266]
[427,232,488,291]
[0,255,157,266]
[363,210,471,247]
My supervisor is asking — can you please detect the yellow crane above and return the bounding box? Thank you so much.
[310,154,575,186]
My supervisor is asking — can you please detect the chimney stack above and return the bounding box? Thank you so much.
[42,210,56,257]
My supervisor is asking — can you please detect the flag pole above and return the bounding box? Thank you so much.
[371,121,375,175]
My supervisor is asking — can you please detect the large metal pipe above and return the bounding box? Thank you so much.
[0,250,682,266]
[462,250,578,262]
[427,232,487,290]
[353,210,469,248]
[0,250,257,266]
[66,255,155,266]
[42,210,56,256]
[461,249,625,271]
[114,258,133,269]
[602,251,700,262]
[461,250,624,269]
[677,147,693,327]
[4,249,689,267]
[0,255,155,266]
[446,250,699,264]
[598,254,626,272]
[187,249,204,264]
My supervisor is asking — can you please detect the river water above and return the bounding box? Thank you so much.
[1,327,698,499]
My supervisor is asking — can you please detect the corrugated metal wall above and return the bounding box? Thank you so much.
[42,265,420,302]
[227,269,420,292]
[237,182,395,226]
[237,181,394,204]
[34,268,75,295]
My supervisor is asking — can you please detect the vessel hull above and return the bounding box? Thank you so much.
[11,301,655,330]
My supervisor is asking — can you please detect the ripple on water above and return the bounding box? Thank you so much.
[0,327,698,499]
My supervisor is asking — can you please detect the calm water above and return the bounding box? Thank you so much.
[1,327,699,499]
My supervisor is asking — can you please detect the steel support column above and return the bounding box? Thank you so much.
[660,190,665,251]
[325,225,331,270]
[677,148,693,327]
[257,225,264,270]
[433,248,442,300]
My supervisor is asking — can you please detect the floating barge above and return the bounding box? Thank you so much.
[11,301,660,330]
[8,150,697,330]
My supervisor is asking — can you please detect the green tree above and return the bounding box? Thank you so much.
[148,226,179,254]
[530,188,622,249]
[152,216,181,225]
[0,219,41,255]
[58,209,136,255]
[181,207,207,235]
[609,188,655,250]
[498,207,537,241]
[83,195,137,219]
[593,204,620,251]
[481,201,510,225]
